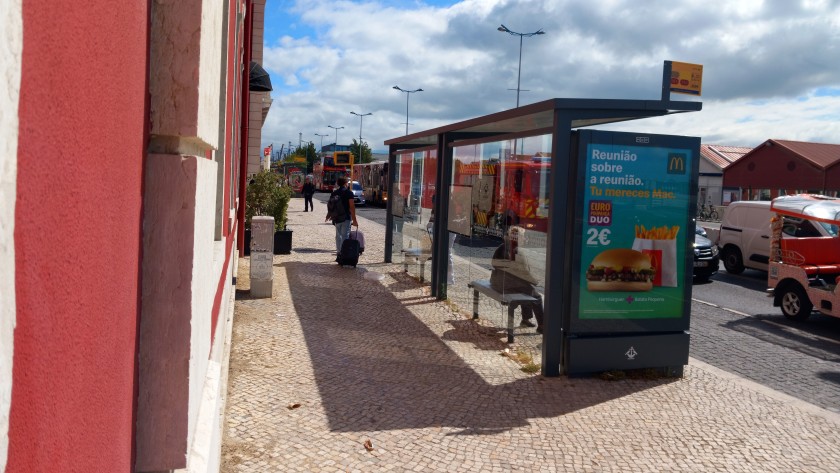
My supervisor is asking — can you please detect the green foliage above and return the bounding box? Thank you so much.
[272,185,292,231]
[349,139,373,163]
[289,142,317,173]
[246,170,291,231]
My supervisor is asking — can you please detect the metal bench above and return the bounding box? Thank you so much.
[401,248,432,282]
[468,279,538,343]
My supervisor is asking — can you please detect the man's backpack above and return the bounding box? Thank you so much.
[326,191,347,223]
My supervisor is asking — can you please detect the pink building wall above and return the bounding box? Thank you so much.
[7,0,150,471]
[3,0,257,471]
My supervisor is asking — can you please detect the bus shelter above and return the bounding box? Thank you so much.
[384,93,702,377]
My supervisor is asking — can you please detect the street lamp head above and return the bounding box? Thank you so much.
[498,24,545,37]
[393,86,423,93]
[351,111,372,117]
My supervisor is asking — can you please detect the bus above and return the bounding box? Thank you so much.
[313,151,354,192]
[352,161,389,207]
[280,163,306,193]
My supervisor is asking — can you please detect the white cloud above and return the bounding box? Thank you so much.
[261,0,840,153]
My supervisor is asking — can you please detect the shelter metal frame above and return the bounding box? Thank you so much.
[384,94,702,376]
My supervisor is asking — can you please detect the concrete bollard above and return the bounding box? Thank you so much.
[249,216,274,298]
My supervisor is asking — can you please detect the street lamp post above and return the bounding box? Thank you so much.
[392,86,423,135]
[314,133,328,155]
[327,125,344,153]
[305,140,314,170]
[350,111,372,162]
[497,24,545,108]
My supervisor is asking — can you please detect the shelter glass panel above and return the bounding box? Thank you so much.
[446,134,551,339]
[392,149,437,281]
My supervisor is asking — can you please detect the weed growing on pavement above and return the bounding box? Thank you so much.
[442,298,463,315]
[521,361,540,374]
[501,348,540,374]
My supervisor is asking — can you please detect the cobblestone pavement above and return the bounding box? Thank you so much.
[221,197,840,472]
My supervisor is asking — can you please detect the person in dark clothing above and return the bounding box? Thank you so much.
[302,175,315,212]
[489,226,544,333]
[325,176,357,257]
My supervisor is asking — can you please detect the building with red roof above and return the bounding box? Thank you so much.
[699,144,752,205]
[723,140,840,201]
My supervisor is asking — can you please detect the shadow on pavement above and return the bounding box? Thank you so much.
[281,260,676,434]
[723,313,840,361]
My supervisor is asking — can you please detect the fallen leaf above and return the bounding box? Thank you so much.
[363,439,374,452]
[287,403,301,410]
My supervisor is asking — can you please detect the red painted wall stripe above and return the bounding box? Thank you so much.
[8,1,149,471]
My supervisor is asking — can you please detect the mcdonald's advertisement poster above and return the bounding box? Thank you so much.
[577,139,694,320]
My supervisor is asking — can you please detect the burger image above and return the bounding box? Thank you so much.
[585,248,655,292]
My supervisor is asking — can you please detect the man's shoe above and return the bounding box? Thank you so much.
[519,320,536,328]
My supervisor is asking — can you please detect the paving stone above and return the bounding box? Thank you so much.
[221,198,840,472]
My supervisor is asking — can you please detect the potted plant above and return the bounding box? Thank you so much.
[271,184,292,254]
[245,170,293,255]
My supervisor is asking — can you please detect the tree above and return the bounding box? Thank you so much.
[349,138,373,164]
[287,142,317,173]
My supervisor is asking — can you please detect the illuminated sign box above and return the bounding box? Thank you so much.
[334,151,353,166]
[669,61,703,96]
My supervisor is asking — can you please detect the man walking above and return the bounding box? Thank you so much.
[325,176,357,258]
[302,175,315,212]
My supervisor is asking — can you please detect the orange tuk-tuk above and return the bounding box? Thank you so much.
[768,194,840,320]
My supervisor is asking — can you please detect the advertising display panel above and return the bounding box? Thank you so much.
[570,130,700,335]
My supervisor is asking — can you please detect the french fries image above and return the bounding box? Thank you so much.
[634,224,680,240]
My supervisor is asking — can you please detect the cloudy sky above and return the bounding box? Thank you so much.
[261,0,840,154]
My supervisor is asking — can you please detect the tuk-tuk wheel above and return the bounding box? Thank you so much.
[780,283,813,320]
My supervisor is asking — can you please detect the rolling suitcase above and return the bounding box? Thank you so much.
[338,229,361,267]
[349,229,365,255]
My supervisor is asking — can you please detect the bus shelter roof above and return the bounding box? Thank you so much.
[384,97,701,148]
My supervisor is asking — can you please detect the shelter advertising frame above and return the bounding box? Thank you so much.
[565,130,700,375]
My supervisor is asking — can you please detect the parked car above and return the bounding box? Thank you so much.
[693,226,719,282]
[717,200,835,274]
[351,180,366,206]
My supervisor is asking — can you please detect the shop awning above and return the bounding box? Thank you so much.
[249,61,273,92]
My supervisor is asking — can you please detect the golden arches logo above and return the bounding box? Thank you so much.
[667,153,686,174]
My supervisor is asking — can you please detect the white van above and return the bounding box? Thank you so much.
[717,200,836,273]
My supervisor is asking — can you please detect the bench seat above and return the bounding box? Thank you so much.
[401,248,432,282]
[468,279,538,343]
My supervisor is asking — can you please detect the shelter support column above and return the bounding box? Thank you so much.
[384,145,398,263]
[431,133,454,299]
[542,113,575,377]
